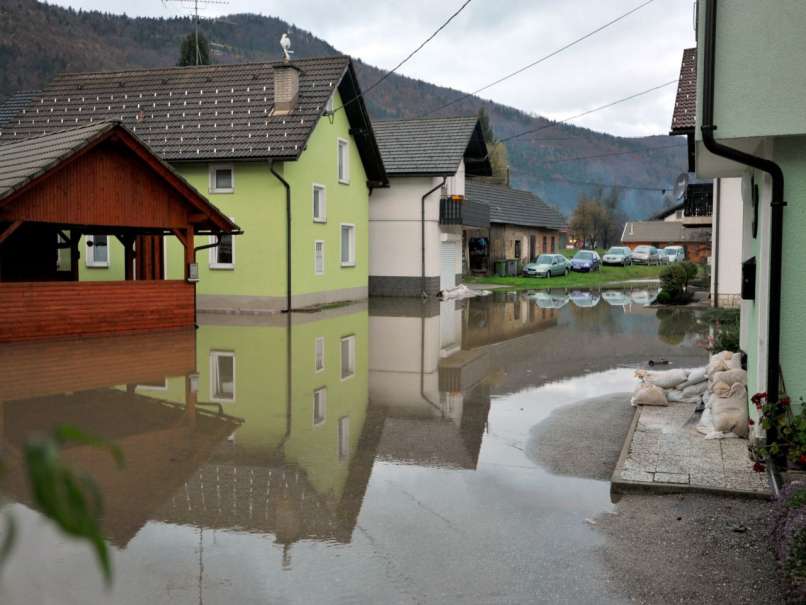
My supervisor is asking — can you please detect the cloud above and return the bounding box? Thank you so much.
[47,0,695,136]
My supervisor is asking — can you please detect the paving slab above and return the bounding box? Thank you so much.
[612,403,772,498]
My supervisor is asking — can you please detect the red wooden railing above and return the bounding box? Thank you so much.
[0,280,195,343]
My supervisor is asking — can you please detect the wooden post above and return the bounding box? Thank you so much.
[122,235,135,281]
[70,230,80,282]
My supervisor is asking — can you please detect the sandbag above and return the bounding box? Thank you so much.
[631,383,668,406]
[711,382,748,438]
[710,368,747,388]
[682,381,708,399]
[727,353,742,370]
[640,369,689,389]
[706,351,733,377]
[680,367,707,388]
[666,389,685,403]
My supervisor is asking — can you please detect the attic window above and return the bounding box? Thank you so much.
[209,163,234,194]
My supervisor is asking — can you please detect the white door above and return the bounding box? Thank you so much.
[440,241,457,291]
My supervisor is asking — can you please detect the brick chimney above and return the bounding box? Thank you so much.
[272,63,301,115]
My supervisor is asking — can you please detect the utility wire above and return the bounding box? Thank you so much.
[333,0,473,113]
[499,79,678,143]
[535,141,686,165]
[426,0,657,116]
[535,174,672,192]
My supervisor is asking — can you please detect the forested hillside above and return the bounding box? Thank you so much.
[0,0,687,218]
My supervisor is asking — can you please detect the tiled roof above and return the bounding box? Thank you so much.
[671,48,697,133]
[466,179,565,230]
[621,221,711,243]
[0,91,40,129]
[373,116,490,176]
[0,57,386,184]
[0,121,115,200]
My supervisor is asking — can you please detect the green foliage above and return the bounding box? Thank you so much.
[680,260,698,281]
[2,425,124,583]
[700,307,740,352]
[658,264,692,304]
[178,32,211,66]
[464,263,663,290]
[752,394,806,466]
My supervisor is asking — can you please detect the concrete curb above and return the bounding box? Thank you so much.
[610,405,774,501]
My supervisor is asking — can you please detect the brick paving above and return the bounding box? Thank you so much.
[613,403,771,496]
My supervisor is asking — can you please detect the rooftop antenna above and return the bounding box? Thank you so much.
[163,0,229,65]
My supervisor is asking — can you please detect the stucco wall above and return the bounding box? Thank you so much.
[490,224,560,264]
[711,177,743,303]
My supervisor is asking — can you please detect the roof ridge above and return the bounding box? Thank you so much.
[374,115,478,124]
[0,120,117,147]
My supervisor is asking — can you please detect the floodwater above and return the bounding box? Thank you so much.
[0,288,707,604]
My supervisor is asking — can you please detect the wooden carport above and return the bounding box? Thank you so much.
[0,121,239,342]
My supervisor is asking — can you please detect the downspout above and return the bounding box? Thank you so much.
[422,178,447,297]
[270,162,293,313]
[712,178,720,308]
[701,0,786,409]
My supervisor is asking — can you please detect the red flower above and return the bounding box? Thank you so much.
[748,418,755,426]
[752,462,766,473]
[751,392,767,405]
[780,396,791,406]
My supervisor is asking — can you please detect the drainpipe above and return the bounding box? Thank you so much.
[422,178,446,297]
[270,162,293,313]
[701,0,786,411]
[712,178,720,308]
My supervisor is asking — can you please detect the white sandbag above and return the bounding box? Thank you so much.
[680,367,708,388]
[727,353,742,370]
[666,389,685,403]
[709,368,747,388]
[696,406,714,435]
[711,382,748,438]
[631,383,668,407]
[682,381,708,399]
[640,369,689,389]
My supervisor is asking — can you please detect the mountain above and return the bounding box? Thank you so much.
[0,0,687,218]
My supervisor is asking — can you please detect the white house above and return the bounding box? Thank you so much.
[369,117,491,296]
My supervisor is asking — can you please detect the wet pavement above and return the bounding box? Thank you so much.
[0,287,710,604]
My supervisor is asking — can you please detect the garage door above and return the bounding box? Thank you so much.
[440,241,457,291]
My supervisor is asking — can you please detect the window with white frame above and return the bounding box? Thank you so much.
[313,184,326,222]
[314,240,325,275]
[313,387,327,426]
[338,416,350,461]
[85,235,109,267]
[337,138,349,184]
[210,351,236,402]
[314,336,325,372]
[209,227,235,269]
[340,224,355,267]
[209,164,234,194]
[340,335,355,380]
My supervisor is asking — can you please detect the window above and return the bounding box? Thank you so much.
[85,235,109,267]
[514,239,522,260]
[337,138,349,184]
[210,351,235,402]
[340,335,356,380]
[551,236,556,253]
[314,336,325,372]
[338,416,350,461]
[313,387,327,426]
[313,184,326,222]
[209,164,234,194]
[56,233,71,271]
[209,231,235,269]
[542,235,548,253]
[340,224,355,267]
[314,240,325,275]
[137,378,168,392]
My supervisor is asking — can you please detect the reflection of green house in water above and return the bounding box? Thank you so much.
[147,304,377,546]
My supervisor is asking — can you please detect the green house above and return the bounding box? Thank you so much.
[1,56,387,312]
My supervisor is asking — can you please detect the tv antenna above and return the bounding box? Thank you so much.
[163,0,229,65]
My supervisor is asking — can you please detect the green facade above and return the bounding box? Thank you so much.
[79,91,370,309]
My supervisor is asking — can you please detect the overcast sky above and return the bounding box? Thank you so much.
[46,0,695,137]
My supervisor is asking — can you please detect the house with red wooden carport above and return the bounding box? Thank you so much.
[0,121,239,342]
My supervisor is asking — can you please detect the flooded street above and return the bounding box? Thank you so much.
[0,288,707,604]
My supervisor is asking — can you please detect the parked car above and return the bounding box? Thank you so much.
[531,291,570,309]
[569,290,601,308]
[523,254,570,278]
[663,245,685,263]
[630,289,658,305]
[602,290,632,307]
[602,246,632,266]
[631,245,662,265]
[570,250,600,272]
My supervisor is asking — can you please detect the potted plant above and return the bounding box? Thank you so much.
[751,392,806,471]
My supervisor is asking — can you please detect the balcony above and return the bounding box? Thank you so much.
[684,183,713,219]
[439,196,490,228]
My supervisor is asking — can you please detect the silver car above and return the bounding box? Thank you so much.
[523,254,570,278]
[602,246,632,266]
[631,245,662,265]
[663,246,685,263]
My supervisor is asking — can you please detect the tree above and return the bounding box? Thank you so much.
[178,32,211,67]
[568,188,626,249]
[477,107,510,184]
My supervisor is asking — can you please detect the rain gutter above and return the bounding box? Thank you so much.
[422,178,446,297]
[269,162,293,313]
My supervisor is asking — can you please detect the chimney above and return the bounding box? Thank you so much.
[272,63,301,115]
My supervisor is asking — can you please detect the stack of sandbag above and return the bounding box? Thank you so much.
[696,351,748,439]
[631,367,706,407]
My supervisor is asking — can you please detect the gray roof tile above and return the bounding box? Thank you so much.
[671,48,696,133]
[466,179,565,230]
[0,91,41,129]
[373,116,489,176]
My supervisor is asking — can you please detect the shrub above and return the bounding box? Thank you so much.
[681,260,698,282]
[658,264,693,304]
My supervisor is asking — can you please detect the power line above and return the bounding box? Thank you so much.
[535,141,686,165]
[426,0,657,116]
[333,0,473,113]
[499,79,678,143]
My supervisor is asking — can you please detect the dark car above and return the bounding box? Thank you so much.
[570,250,600,272]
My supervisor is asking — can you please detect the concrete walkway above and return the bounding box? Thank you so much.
[612,403,772,498]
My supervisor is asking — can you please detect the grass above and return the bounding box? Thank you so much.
[465,263,663,290]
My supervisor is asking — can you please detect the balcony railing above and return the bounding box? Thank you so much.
[439,196,491,228]
[439,196,463,225]
[684,183,713,218]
